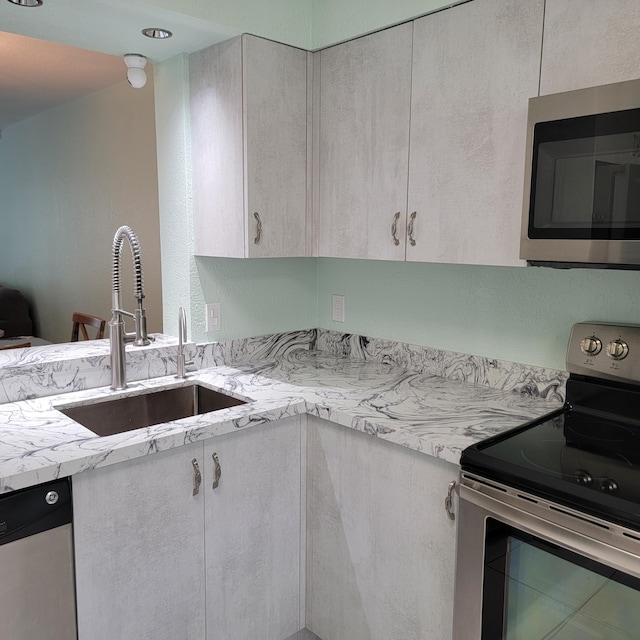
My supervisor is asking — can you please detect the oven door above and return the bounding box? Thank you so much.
[453,473,640,639]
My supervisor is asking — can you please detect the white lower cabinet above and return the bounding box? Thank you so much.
[73,441,206,640]
[74,414,457,640]
[305,416,458,640]
[203,419,303,639]
[73,416,302,640]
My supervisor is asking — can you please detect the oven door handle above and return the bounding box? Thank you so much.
[445,480,457,520]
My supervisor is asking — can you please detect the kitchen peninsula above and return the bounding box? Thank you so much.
[0,330,563,639]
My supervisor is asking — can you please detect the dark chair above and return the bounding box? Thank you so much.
[0,286,33,338]
[71,312,106,342]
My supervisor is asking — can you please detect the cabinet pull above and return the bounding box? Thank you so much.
[253,212,262,245]
[391,211,401,246]
[212,452,222,489]
[445,480,457,521]
[192,458,202,496]
[408,211,417,246]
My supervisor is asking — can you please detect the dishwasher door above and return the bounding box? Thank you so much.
[0,478,77,640]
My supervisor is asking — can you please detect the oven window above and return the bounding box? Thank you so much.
[529,107,640,240]
[482,519,640,639]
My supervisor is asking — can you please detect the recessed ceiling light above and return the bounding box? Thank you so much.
[142,27,173,40]
[6,0,43,6]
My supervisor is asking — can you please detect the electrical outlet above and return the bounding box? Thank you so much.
[205,303,221,332]
[332,295,345,323]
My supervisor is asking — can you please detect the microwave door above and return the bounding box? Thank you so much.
[593,161,625,226]
[547,147,596,230]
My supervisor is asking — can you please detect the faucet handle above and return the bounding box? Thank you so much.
[133,301,151,346]
[178,306,187,346]
[176,307,193,379]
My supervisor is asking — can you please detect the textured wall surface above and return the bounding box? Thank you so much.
[153,55,193,337]
[192,257,317,342]
[316,259,640,371]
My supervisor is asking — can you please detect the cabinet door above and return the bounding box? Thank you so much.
[73,443,206,640]
[191,37,245,258]
[191,36,308,258]
[407,0,544,267]
[317,23,412,260]
[305,416,458,640]
[244,36,308,258]
[540,0,640,95]
[204,417,303,640]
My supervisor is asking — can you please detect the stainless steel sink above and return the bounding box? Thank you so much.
[60,383,247,437]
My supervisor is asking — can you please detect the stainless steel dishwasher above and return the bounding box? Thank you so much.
[0,478,77,639]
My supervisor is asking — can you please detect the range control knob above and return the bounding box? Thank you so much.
[600,479,618,493]
[580,336,602,356]
[574,470,592,486]
[606,339,629,361]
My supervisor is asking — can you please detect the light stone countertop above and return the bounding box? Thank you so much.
[0,348,562,494]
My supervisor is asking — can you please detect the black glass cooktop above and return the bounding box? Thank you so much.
[461,377,640,531]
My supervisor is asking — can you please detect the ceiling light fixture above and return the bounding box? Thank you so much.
[6,0,43,6]
[142,27,173,39]
[123,53,147,89]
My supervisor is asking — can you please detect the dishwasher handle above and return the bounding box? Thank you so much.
[0,478,72,546]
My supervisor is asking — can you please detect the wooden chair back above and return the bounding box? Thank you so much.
[71,312,106,342]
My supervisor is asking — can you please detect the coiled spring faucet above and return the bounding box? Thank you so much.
[109,225,150,390]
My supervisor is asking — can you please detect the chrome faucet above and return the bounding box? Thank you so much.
[175,306,192,379]
[109,226,150,390]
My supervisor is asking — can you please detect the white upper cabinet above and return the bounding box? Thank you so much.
[190,35,308,258]
[406,0,544,267]
[317,23,413,260]
[540,0,640,95]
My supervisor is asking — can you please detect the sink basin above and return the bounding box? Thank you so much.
[60,383,247,437]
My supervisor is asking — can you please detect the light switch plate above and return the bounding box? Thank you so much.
[205,303,221,332]
[332,295,345,323]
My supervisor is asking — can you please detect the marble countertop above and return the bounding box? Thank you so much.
[0,348,562,494]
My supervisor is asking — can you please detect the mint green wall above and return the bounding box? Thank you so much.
[153,1,640,373]
[316,259,640,370]
[136,0,313,49]
[194,258,317,340]
[153,55,194,337]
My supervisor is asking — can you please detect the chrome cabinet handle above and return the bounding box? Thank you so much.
[445,480,457,521]
[253,212,262,245]
[212,452,222,489]
[391,211,401,246]
[192,458,202,496]
[408,211,417,246]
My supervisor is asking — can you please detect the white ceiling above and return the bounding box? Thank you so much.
[0,0,238,129]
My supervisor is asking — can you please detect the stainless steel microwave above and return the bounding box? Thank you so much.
[520,78,640,268]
